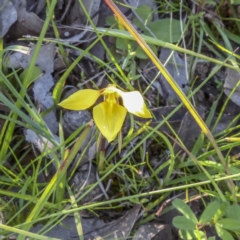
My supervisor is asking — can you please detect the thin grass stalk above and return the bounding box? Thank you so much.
[90,27,237,69]
[77,0,134,90]
[17,121,93,240]
[104,0,236,200]
[0,0,58,162]
[11,171,240,231]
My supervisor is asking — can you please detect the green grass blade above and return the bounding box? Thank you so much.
[0,0,58,162]
[17,122,93,239]
[0,224,60,240]
[104,0,236,199]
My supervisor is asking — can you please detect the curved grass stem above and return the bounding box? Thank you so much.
[104,0,236,201]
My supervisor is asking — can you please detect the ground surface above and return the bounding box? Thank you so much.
[1,0,240,240]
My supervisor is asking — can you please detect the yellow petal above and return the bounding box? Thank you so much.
[120,91,152,118]
[102,84,124,96]
[58,89,101,110]
[93,102,127,142]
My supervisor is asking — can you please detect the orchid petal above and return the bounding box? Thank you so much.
[58,89,101,110]
[120,91,152,118]
[102,84,122,96]
[93,102,127,142]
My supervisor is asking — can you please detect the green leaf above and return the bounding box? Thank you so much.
[179,229,206,240]
[231,0,240,4]
[227,204,240,221]
[216,218,240,231]
[135,44,157,59]
[208,237,216,240]
[132,4,153,29]
[146,19,184,43]
[172,199,198,224]
[223,29,240,45]
[116,37,128,50]
[199,201,220,224]
[106,45,123,62]
[106,15,117,26]
[128,60,137,80]
[93,101,127,142]
[215,226,234,240]
[58,89,101,110]
[20,66,42,87]
[173,216,196,230]
[213,201,229,222]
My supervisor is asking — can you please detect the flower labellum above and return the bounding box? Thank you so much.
[58,85,151,142]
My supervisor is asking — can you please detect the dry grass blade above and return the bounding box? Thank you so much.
[104,0,236,200]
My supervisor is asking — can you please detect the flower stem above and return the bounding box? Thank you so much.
[98,138,106,173]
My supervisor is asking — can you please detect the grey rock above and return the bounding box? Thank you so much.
[30,216,106,239]
[0,0,17,38]
[70,164,102,204]
[224,67,240,106]
[159,48,188,104]
[133,223,175,240]
[63,110,92,137]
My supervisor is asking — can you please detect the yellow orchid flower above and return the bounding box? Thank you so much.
[58,84,151,142]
